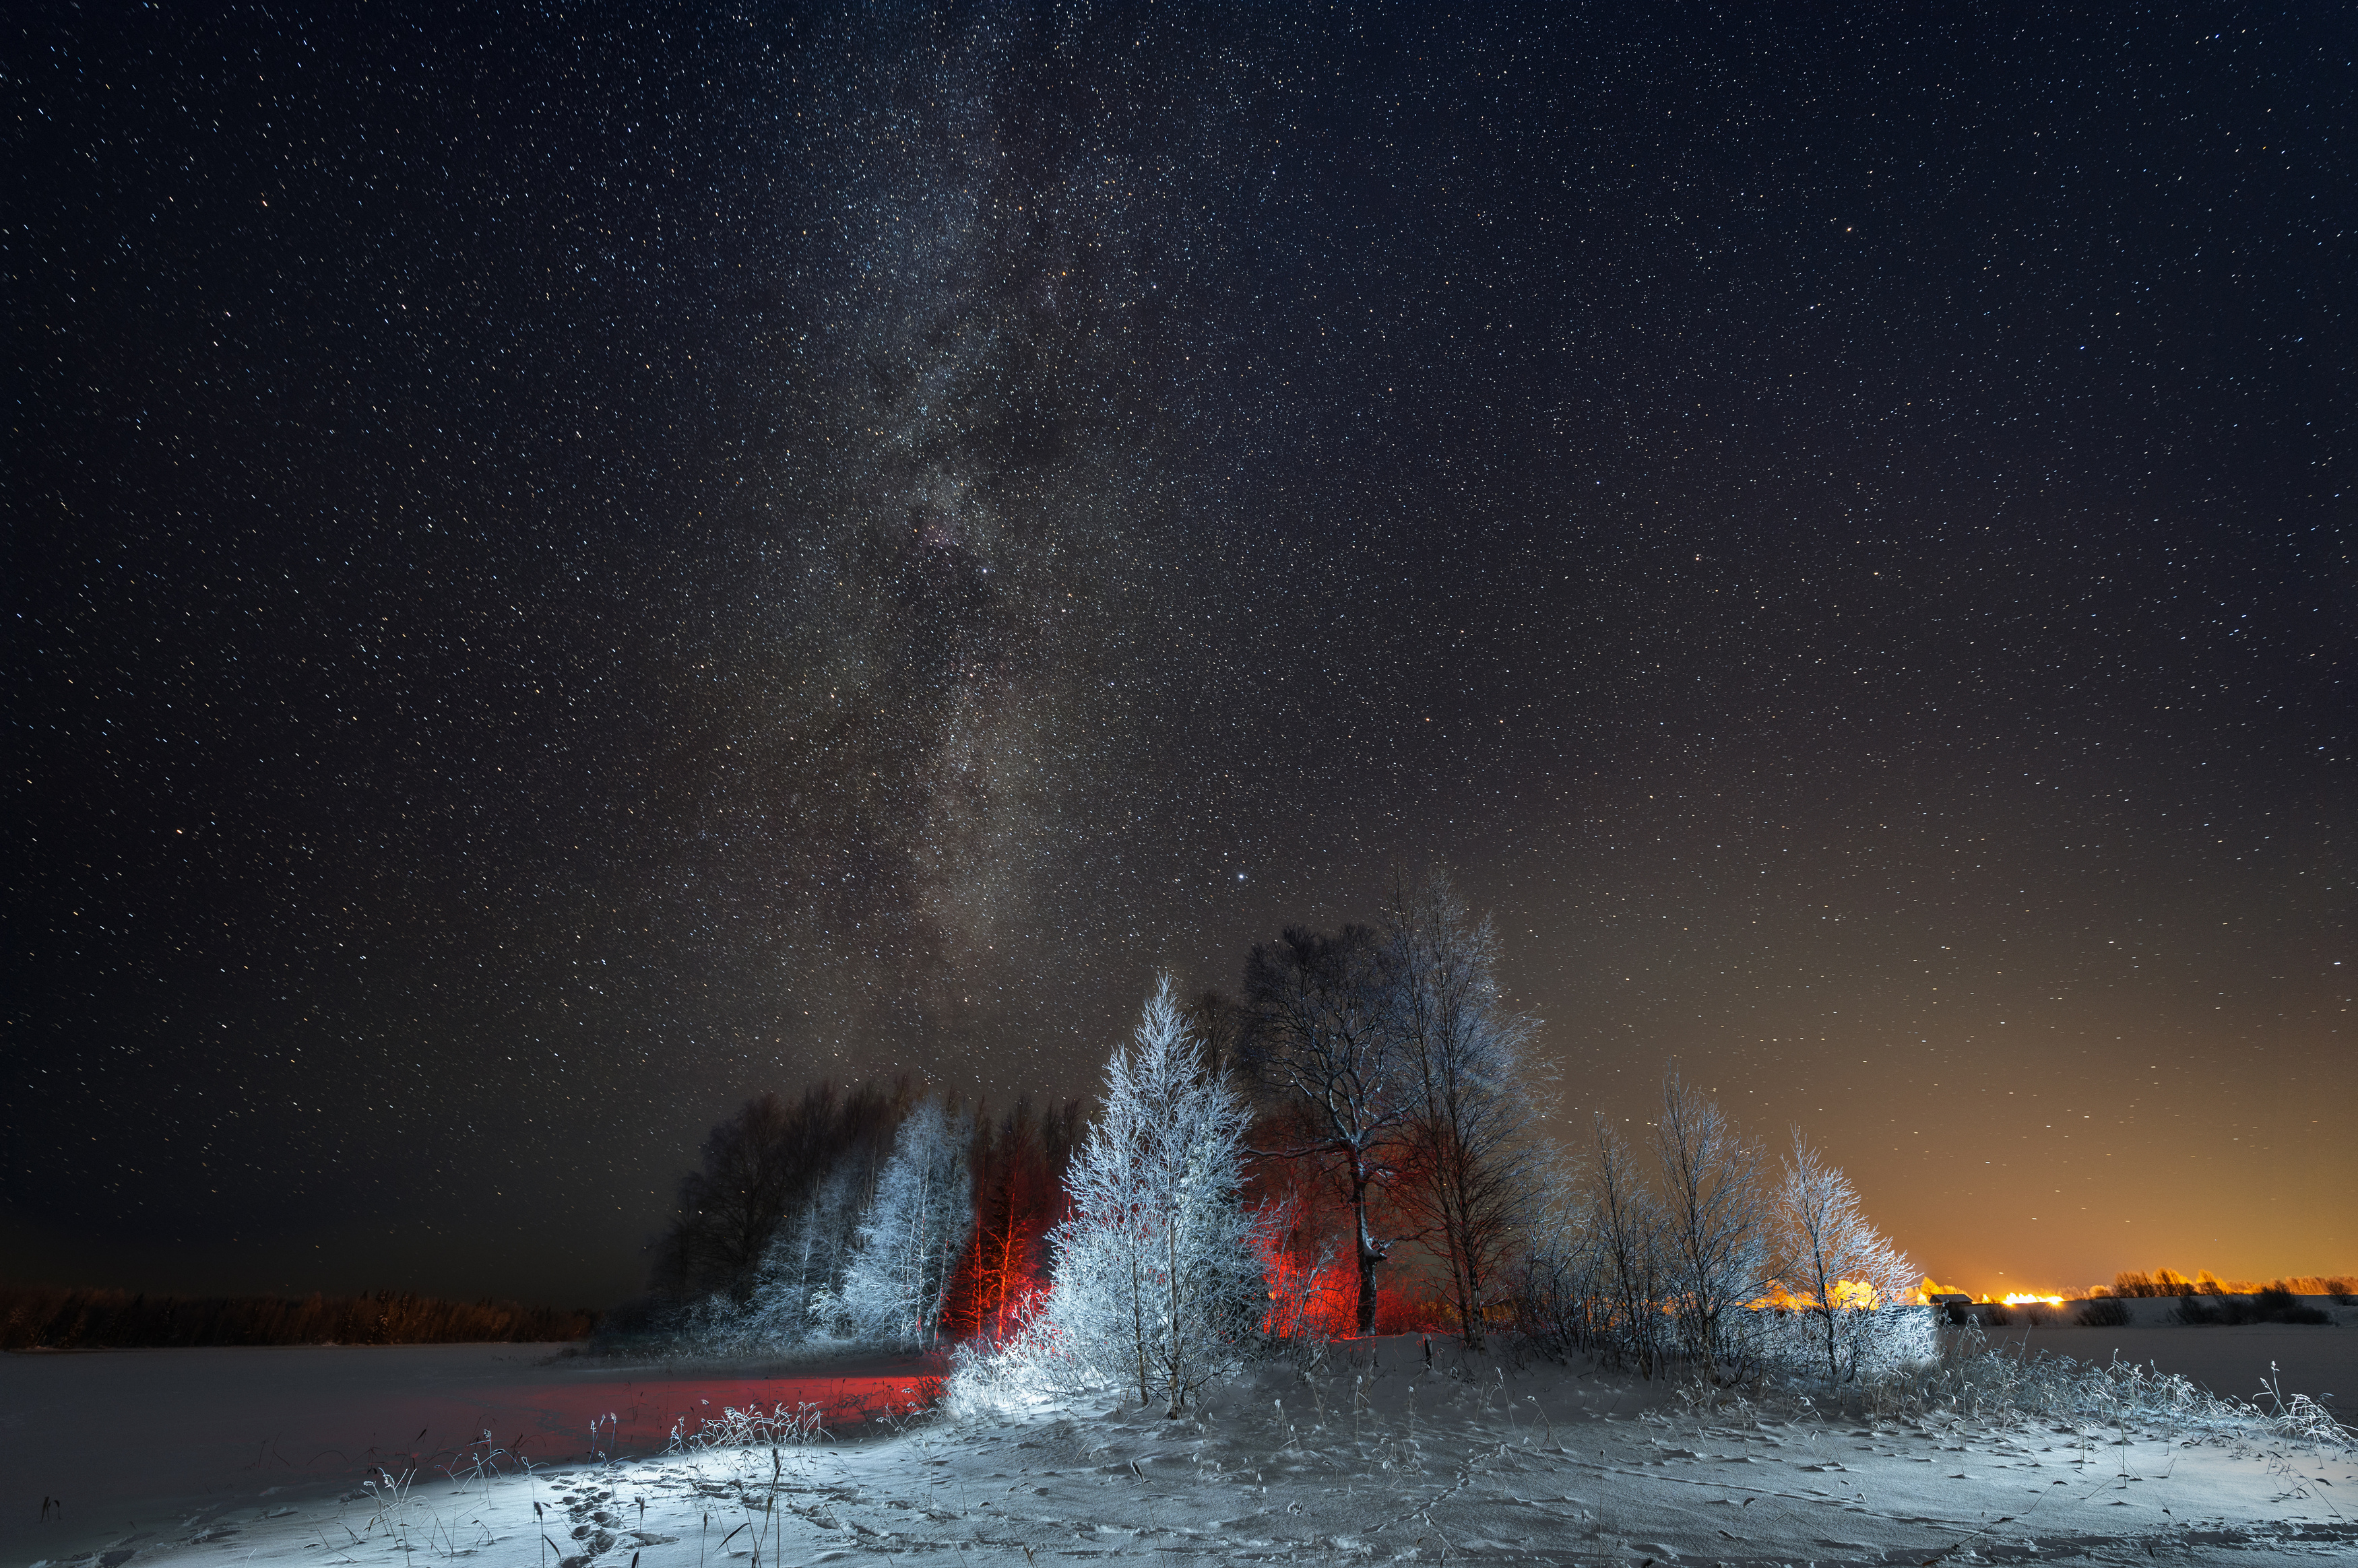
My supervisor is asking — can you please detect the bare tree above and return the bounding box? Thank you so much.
[657,1091,825,1301]
[1589,1113,1671,1377]
[1506,1140,1603,1363]
[1239,924,1412,1336]
[1383,868,1540,1350]
[1653,1073,1769,1375]
[1771,1127,1921,1382]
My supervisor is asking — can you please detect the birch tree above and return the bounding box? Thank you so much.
[1048,975,1264,1415]
[744,1163,864,1343]
[1771,1128,1923,1381]
[837,1095,976,1350]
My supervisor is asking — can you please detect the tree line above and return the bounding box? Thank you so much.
[639,868,1930,1410]
[2101,1268,2356,1300]
[630,1076,1079,1354]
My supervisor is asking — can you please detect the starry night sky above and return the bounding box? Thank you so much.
[11,3,2350,1308]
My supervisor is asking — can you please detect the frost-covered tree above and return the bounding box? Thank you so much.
[1770,1128,1926,1381]
[1049,975,1265,1415]
[1240,923,1411,1336]
[742,1163,866,1344]
[1653,1074,1769,1374]
[651,1078,912,1305]
[1384,868,1540,1350]
[836,1096,976,1350]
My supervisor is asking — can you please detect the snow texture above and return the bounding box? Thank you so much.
[19,1333,2355,1568]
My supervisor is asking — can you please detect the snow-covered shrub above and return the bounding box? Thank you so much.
[1752,1300,1938,1386]
[666,1400,826,1452]
[835,1095,976,1350]
[942,1303,1100,1420]
[1845,1320,2353,1447]
[1040,975,1267,1416]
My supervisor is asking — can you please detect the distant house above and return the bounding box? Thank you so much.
[1927,1293,1972,1307]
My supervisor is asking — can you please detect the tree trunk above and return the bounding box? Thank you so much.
[1130,1241,1151,1408]
[1352,1171,1380,1337]
[1166,1201,1184,1416]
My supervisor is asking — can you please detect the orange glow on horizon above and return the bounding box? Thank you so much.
[1749,1278,1918,1311]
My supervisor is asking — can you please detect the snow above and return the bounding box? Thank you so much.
[9,1325,2354,1568]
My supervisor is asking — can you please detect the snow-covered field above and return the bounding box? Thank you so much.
[9,1323,2354,1568]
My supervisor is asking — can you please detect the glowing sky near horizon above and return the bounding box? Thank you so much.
[10,3,2347,1306]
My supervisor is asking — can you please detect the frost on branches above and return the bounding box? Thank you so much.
[1653,1074,1772,1374]
[1513,1072,1932,1386]
[1764,1126,1932,1381]
[741,1163,866,1345]
[1042,976,1267,1416]
[833,1095,976,1351]
[1383,868,1541,1351]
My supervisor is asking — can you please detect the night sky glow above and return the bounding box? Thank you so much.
[11,5,2349,1307]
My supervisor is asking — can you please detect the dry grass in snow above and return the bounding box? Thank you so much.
[12,1335,2355,1568]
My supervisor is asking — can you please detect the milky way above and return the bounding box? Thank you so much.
[659,9,1261,1047]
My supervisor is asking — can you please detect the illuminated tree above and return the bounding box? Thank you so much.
[953,1097,1081,1341]
[744,1163,864,1343]
[836,1096,976,1350]
[1048,975,1265,1415]
[1770,1127,1923,1381]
